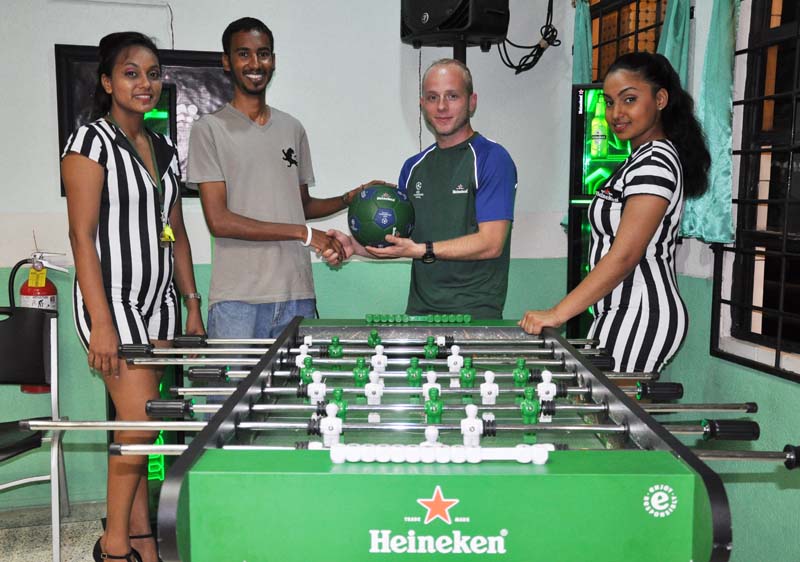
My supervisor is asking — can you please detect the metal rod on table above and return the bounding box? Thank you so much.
[692,449,794,463]
[143,345,602,359]
[645,403,756,414]
[169,385,616,398]
[219,369,657,382]
[188,402,610,415]
[111,444,299,456]
[195,337,599,347]
[236,421,628,434]
[131,356,566,368]
[21,420,207,431]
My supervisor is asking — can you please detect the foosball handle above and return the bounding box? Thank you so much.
[783,444,799,470]
[118,343,154,358]
[589,353,615,371]
[636,382,684,401]
[187,366,228,383]
[173,335,208,348]
[702,419,760,441]
[146,399,194,418]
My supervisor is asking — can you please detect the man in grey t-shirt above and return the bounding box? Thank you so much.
[187,17,365,338]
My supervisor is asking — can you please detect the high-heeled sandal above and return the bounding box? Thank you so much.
[93,537,142,561]
[130,533,163,562]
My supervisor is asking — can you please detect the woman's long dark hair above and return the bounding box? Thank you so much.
[90,32,160,120]
[606,52,710,198]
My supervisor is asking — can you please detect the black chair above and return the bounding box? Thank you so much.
[0,259,69,562]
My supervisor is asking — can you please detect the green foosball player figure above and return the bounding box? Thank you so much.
[330,387,347,421]
[299,356,316,385]
[352,356,370,404]
[367,329,381,348]
[423,336,439,360]
[520,387,540,444]
[512,357,530,404]
[328,336,343,370]
[406,357,423,404]
[459,357,477,404]
[424,387,444,424]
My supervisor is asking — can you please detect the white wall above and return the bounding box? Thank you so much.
[0,0,575,266]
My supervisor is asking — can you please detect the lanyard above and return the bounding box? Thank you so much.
[106,115,174,245]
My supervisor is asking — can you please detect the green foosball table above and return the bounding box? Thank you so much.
[150,318,732,562]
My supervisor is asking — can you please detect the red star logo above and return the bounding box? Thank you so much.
[417,485,459,525]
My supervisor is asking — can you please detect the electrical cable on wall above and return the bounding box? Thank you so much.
[418,49,422,153]
[74,0,175,49]
[499,0,560,74]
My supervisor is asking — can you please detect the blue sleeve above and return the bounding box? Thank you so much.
[397,157,415,197]
[475,143,517,223]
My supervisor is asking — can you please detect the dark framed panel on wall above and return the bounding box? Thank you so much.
[55,44,231,197]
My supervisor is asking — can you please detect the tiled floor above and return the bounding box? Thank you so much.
[0,502,104,562]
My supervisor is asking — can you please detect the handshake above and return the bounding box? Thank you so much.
[309,180,419,266]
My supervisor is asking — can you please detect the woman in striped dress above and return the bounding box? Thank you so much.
[519,53,710,373]
[62,32,204,562]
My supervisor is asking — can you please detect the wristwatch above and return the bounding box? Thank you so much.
[421,241,436,264]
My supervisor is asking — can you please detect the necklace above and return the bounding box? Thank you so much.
[105,115,174,246]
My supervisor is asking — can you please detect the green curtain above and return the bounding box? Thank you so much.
[656,0,691,87]
[680,0,738,242]
[572,0,592,83]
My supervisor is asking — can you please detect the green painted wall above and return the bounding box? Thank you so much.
[659,276,800,562]
[2,263,798,562]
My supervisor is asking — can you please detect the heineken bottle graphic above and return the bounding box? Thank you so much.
[590,96,609,158]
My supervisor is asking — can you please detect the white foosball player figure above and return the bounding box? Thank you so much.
[447,344,463,389]
[320,403,342,447]
[370,344,388,373]
[307,370,327,405]
[460,404,483,447]
[536,370,557,402]
[295,344,310,368]
[421,371,441,401]
[537,370,557,422]
[365,371,384,406]
[447,345,464,373]
[480,370,499,405]
[420,426,441,447]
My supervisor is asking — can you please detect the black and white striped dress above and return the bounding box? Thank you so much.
[62,119,180,347]
[587,139,687,373]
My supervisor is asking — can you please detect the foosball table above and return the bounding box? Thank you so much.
[23,317,798,561]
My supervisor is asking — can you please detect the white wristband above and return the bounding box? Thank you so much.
[301,224,313,247]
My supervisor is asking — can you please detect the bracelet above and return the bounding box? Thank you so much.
[183,292,202,302]
[301,224,313,247]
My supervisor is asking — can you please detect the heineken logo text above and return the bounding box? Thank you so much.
[368,485,508,555]
[369,529,508,554]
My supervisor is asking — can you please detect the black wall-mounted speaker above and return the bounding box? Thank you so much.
[401,0,509,51]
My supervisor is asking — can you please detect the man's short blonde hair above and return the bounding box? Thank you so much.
[422,58,474,96]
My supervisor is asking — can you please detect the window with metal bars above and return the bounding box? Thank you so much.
[712,0,800,383]
[590,0,668,80]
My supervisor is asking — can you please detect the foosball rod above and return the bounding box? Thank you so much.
[20,418,625,435]
[131,345,601,357]
[170,384,648,398]
[152,400,756,417]
[128,356,566,368]
[171,335,599,347]
[205,368,658,382]
[108,443,800,468]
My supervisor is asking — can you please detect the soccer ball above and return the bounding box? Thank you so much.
[348,184,415,247]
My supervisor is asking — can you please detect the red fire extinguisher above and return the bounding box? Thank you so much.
[18,252,67,393]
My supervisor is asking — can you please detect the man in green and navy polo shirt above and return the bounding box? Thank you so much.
[334,59,517,319]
